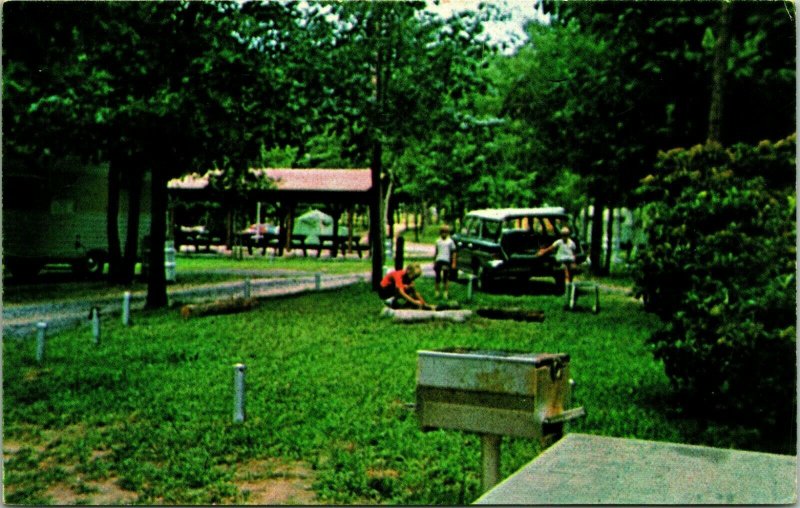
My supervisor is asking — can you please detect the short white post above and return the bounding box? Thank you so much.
[244,277,251,299]
[122,291,131,326]
[570,283,577,310]
[315,273,322,291]
[36,322,48,363]
[233,363,246,423]
[467,275,476,302]
[481,434,501,493]
[91,307,101,345]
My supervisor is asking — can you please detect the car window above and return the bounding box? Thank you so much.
[465,217,480,237]
[482,220,500,241]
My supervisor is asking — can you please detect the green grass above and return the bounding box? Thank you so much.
[398,224,442,244]
[3,277,787,504]
[175,254,371,275]
[4,254,370,305]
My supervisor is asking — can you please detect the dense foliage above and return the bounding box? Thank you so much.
[633,134,796,451]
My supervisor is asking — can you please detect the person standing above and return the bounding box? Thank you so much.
[538,226,579,284]
[433,225,457,299]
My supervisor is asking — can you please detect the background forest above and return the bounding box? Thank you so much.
[3,0,797,492]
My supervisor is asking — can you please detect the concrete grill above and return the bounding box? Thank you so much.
[416,348,584,442]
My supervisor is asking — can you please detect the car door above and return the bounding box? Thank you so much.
[453,216,480,273]
[471,219,502,269]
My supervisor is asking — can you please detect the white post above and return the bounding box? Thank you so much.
[91,307,101,345]
[467,275,475,302]
[122,291,131,326]
[255,203,262,244]
[315,273,321,291]
[244,277,251,299]
[36,322,47,363]
[233,363,246,423]
[481,434,501,493]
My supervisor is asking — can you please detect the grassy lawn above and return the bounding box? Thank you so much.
[3,254,371,305]
[3,274,783,504]
[175,254,371,275]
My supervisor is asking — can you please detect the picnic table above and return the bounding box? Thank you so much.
[314,234,369,258]
[475,433,797,505]
[237,231,308,256]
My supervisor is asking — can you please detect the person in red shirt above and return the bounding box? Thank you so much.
[379,263,428,309]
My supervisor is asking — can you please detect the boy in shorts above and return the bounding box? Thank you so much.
[433,225,457,299]
[538,226,579,283]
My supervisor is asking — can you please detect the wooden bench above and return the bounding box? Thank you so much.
[175,226,222,252]
[313,235,370,258]
[565,281,599,313]
[238,232,309,256]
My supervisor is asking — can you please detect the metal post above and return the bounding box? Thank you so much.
[122,291,131,326]
[244,277,251,299]
[315,273,321,291]
[91,307,101,345]
[233,363,246,423]
[481,434,501,493]
[467,275,475,302]
[35,322,47,363]
[569,283,577,310]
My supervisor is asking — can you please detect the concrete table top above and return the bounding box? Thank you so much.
[475,433,797,505]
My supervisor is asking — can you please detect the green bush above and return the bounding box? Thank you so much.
[633,134,796,452]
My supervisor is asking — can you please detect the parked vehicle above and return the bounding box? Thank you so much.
[3,159,151,280]
[453,207,585,292]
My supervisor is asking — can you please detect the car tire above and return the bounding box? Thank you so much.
[73,250,106,279]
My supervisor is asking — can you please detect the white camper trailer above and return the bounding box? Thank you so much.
[3,159,151,279]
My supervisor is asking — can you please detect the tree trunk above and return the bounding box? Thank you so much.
[370,141,384,290]
[146,164,168,309]
[420,200,427,236]
[121,167,143,284]
[589,199,605,275]
[707,1,732,144]
[106,158,123,283]
[604,207,614,275]
[181,297,258,319]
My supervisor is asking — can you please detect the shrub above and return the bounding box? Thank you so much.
[633,134,796,452]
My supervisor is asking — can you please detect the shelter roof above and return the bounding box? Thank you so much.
[466,207,568,221]
[167,168,372,193]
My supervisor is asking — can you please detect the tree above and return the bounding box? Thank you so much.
[633,135,796,453]
[4,1,321,305]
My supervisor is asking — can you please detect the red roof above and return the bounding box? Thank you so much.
[168,168,372,193]
[252,168,372,192]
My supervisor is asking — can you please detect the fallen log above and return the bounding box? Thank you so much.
[381,307,472,323]
[476,307,545,322]
[181,297,259,319]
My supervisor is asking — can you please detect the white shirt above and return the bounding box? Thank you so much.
[552,238,577,262]
[435,237,456,263]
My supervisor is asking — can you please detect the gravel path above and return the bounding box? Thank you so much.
[3,271,370,340]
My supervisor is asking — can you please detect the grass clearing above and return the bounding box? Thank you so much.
[3,274,788,504]
[3,254,370,305]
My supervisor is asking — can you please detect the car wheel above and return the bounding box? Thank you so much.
[73,251,106,279]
